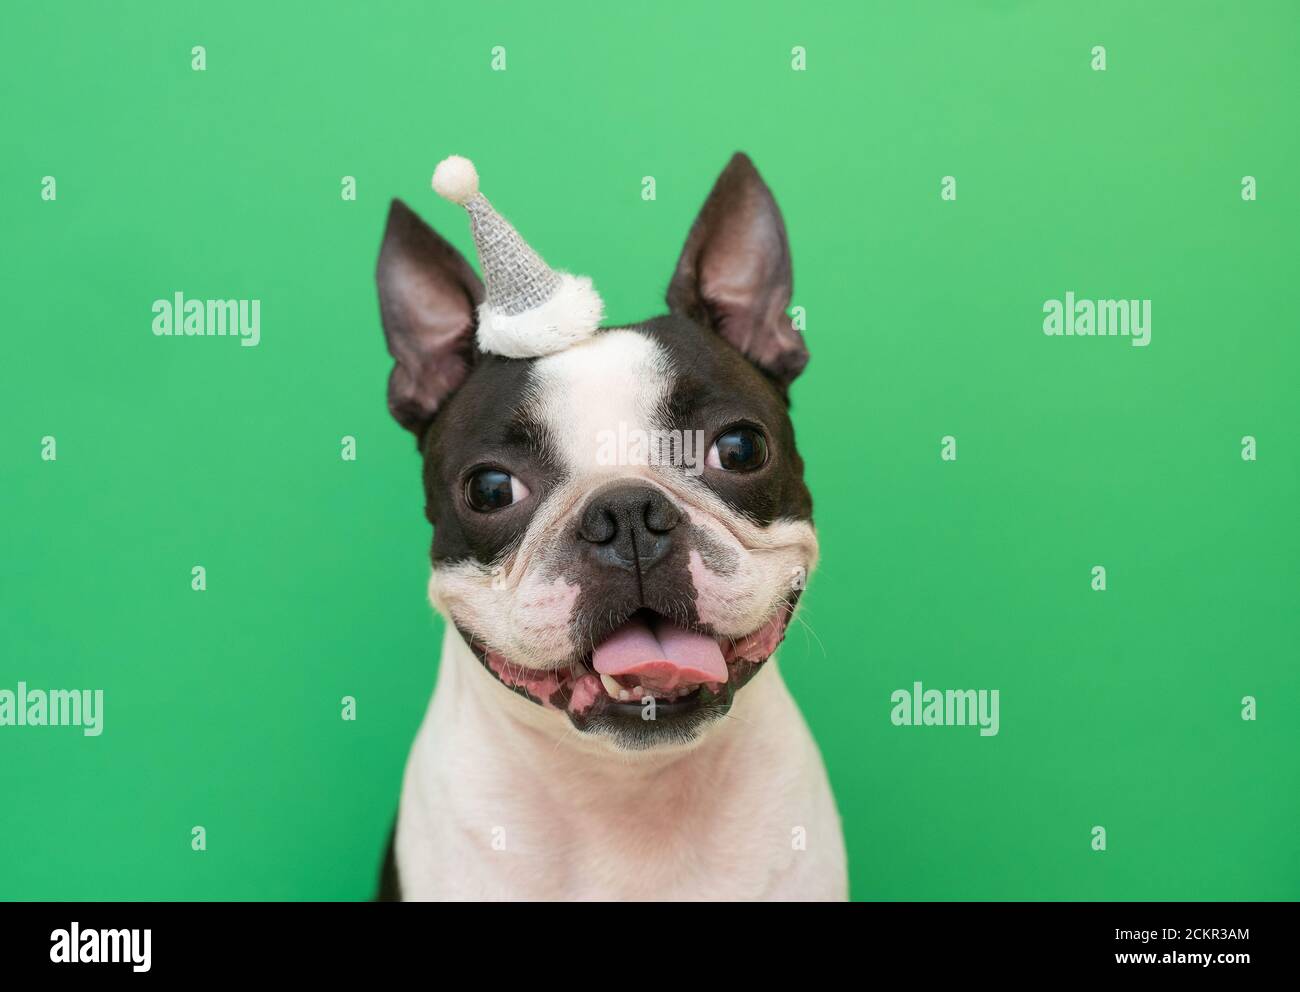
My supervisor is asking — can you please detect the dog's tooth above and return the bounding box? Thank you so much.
[599,673,622,698]
[618,689,629,701]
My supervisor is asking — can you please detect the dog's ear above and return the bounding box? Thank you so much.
[667,153,807,386]
[376,199,484,435]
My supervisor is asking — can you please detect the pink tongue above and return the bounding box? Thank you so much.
[592,614,728,691]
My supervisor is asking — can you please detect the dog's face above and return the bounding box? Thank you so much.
[376,154,815,750]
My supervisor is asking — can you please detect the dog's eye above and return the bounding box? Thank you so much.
[464,468,529,512]
[707,426,768,472]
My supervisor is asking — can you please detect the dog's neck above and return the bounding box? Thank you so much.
[395,624,845,899]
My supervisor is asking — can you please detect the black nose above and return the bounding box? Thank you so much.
[577,484,681,572]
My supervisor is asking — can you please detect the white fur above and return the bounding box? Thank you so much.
[475,273,604,358]
[531,328,668,469]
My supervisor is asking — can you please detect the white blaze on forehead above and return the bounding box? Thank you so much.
[530,329,671,476]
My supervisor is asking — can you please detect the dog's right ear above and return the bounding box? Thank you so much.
[376,199,484,435]
[667,153,806,388]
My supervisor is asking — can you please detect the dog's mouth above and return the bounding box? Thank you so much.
[460,602,795,738]
[592,609,732,700]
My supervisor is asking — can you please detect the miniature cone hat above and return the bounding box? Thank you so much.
[431,155,603,358]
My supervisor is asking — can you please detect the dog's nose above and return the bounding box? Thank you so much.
[577,484,681,572]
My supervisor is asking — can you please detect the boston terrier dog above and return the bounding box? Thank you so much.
[373,153,846,900]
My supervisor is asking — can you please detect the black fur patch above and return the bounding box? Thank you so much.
[417,314,811,570]
[421,353,563,566]
[374,819,401,902]
[643,314,812,526]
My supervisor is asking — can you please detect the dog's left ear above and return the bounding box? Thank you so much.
[667,153,807,386]
[376,199,485,436]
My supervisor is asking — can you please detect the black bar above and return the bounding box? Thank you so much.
[0,901,1282,979]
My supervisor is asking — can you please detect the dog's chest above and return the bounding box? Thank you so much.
[398,773,820,901]
[393,649,845,901]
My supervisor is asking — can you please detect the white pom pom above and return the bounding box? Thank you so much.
[432,155,479,205]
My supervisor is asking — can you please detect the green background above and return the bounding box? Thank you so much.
[2,0,1297,901]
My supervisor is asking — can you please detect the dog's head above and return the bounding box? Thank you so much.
[375,154,816,750]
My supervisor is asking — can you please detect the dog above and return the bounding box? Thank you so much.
[373,153,846,900]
